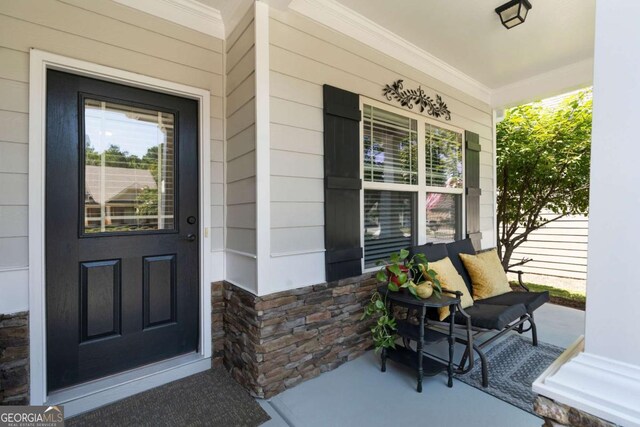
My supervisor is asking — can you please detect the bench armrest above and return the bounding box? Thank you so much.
[505,269,529,291]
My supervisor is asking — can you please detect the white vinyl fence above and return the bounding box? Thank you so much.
[510,212,589,280]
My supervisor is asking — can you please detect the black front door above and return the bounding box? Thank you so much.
[45,70,199,392]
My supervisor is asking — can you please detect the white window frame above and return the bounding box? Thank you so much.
[359,97,465,272]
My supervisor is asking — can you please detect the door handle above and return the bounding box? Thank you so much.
[184,233,196,242]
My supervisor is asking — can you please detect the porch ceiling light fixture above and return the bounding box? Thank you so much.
[495,0,532,29]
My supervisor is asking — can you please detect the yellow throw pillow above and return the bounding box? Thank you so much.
[428,257,474,321]
[459,249,511,300]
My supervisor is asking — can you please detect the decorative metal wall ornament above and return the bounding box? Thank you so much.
[382,80,451,120]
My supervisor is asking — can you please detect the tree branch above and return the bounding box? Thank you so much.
[508,257,532,269]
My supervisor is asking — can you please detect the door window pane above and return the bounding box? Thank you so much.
[425,123,462,188]
[83,99,175,234]
[363,105,418,185]
[426,193,461,243]
[364,190,414,268]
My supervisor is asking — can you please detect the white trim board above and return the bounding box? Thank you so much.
[254,1,273,295]
[113,0,225,39]
[28,49,212,407]
[0,268,28,313]
[47,353,210,418]
[533,336,640,427]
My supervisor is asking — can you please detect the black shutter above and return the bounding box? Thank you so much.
[465,130,483,250]
[323,85,362,281]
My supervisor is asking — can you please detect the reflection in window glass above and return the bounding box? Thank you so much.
[363,105,418,185]
[364,190,414,268]
[426,193,461,243]
[425,124,462,188]
[83,99,175,233]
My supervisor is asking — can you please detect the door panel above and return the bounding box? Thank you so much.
[46,70,199,392]
[143,254,176,328]
[79,259,121,342]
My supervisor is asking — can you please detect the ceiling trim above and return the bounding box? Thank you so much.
[288,0,492,104]
[113,0,225,39]
[491,58,594,108]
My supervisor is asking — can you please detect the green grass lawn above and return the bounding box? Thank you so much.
[510,282,586,310]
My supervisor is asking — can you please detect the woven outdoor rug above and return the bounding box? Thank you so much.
[455,335,564,415]
[67,367,270,427]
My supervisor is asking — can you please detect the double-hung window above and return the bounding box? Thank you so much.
[362,102,464,269]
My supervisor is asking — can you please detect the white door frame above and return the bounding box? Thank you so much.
[28,49,212,405]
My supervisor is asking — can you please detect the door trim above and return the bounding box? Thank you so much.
[28,49,212,405]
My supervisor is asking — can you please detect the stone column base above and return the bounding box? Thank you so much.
[534,396,619,427]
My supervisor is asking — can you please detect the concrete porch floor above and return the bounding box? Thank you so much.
[257,303,585,427]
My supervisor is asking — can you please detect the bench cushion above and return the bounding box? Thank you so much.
[444,239,476,294]
[459,249,512,300]
[408,243,448,263]
[453,303,527,330]
[475,291,550,314]
[428,257,474,321]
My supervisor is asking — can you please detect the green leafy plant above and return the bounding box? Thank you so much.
[361,249,442,353]
[376,249,442,298]
[497,89,592,269]
[361,292,397,352]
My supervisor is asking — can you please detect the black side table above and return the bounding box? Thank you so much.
[379,287,460,392]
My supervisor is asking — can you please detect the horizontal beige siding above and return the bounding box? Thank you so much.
[225,6,258,291]
[267,9,495,288]
[0,0,224,311]
[511,213,589,280]
[226,6,256,256]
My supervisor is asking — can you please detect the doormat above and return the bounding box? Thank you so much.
[455,335,564,415]
[67,367,270,427]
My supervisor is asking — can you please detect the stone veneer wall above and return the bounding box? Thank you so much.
[534,396,618,427]
[212,274,378,398]
[211,283,226,367]
[0,312,29,405]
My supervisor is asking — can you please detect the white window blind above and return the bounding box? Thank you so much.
[364,190,414,268]
[425,123,462,188]
[363,104,418,185]
[426,192,462,243]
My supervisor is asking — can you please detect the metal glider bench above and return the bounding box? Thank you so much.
[407,238,550,387]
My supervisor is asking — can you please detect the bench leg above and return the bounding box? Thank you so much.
[457,341,488,387]
[517,316,526,334]
[530,313,538,346]
[473,343,489,388]
[459,347,470,372]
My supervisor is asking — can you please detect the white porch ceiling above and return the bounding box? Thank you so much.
[334,0,595,90]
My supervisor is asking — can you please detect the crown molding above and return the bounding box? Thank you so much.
[491,58,594,108]
[288,0,492,104]
[113,0,225,39]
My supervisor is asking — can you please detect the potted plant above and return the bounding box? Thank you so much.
[361,249,442,353]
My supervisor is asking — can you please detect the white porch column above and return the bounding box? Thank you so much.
[533,2,640,425]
